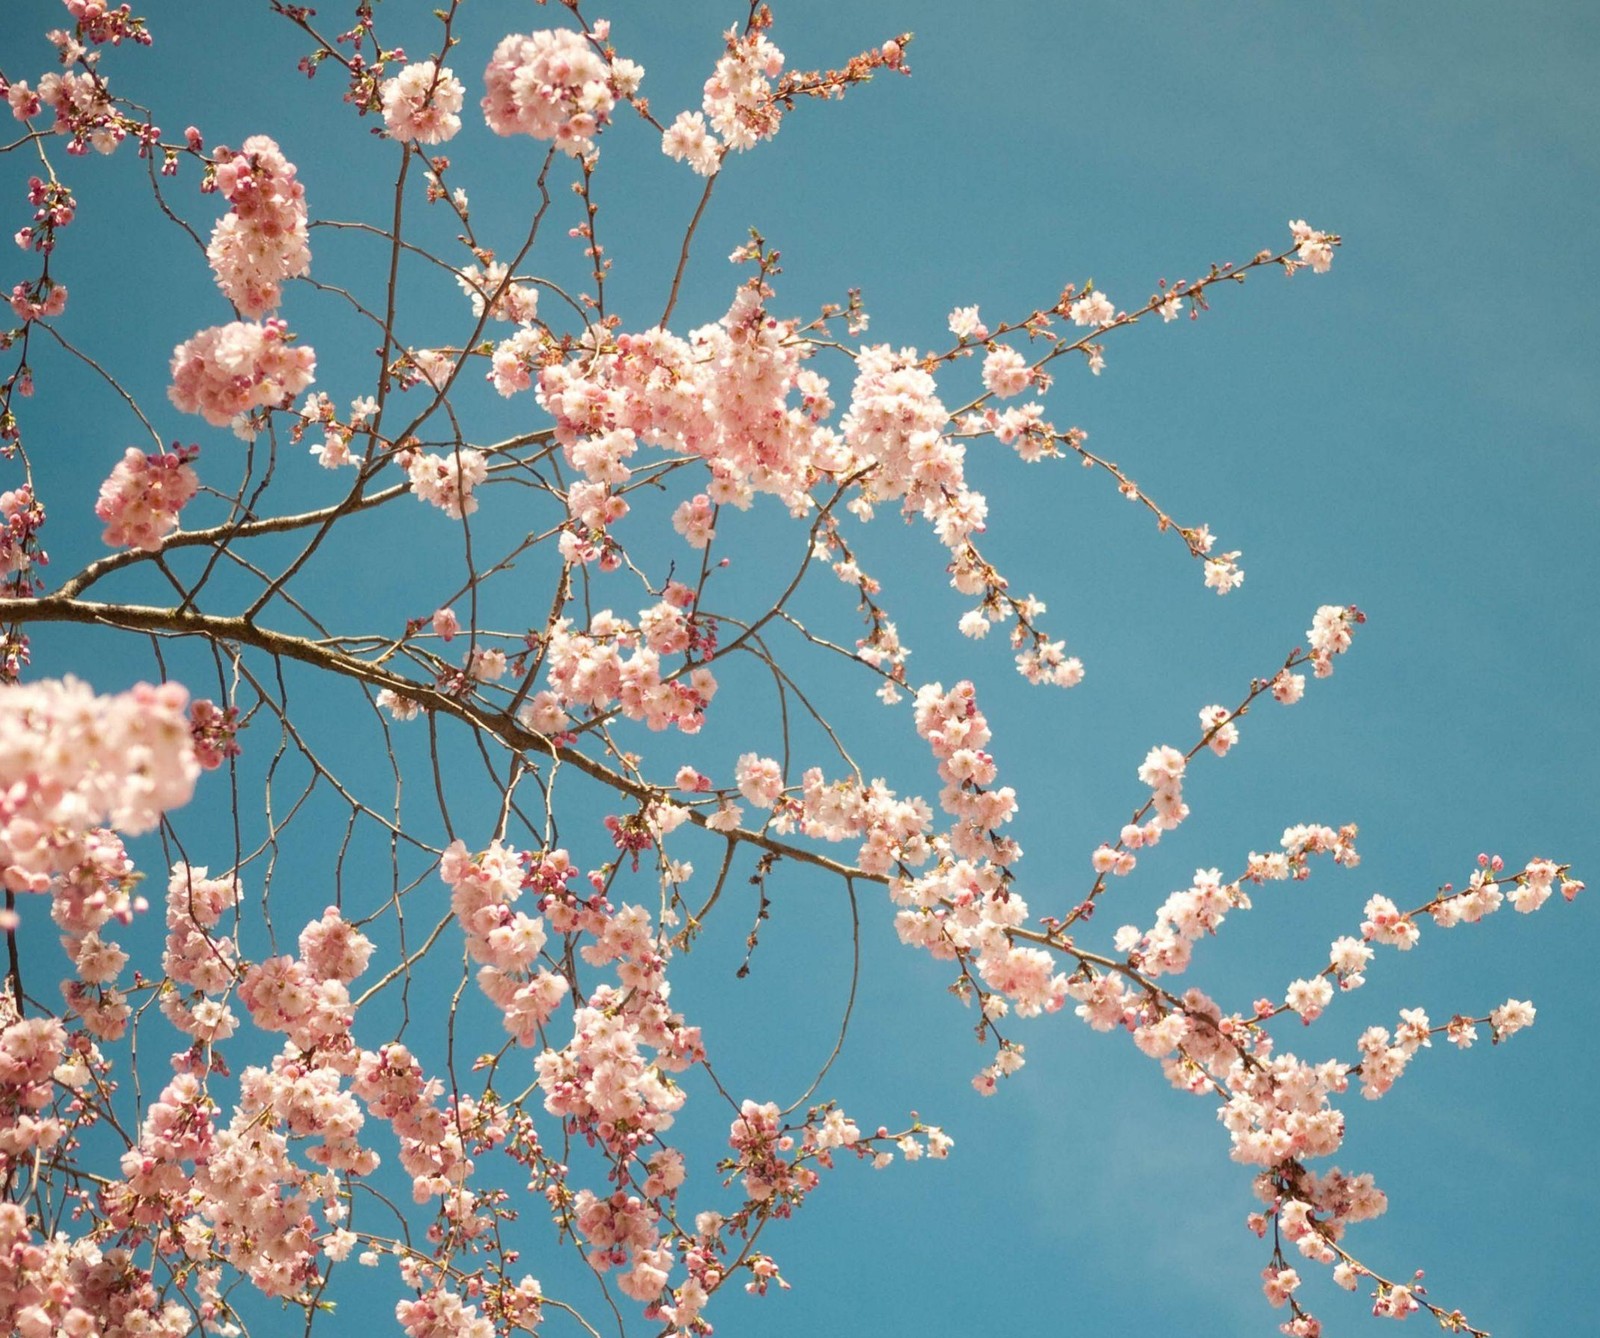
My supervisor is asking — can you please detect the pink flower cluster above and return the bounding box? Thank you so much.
[0,1201,189,1338]
[540,608,718,734]
[61,1,152,48]
[396,1285,497,1338]
[380,61,465,144]
[7,70,120,154]
[1307,603,1361,676]
[538,287,827,520]
[459,262,540,324]
[0,676,198,893]
[1289,219,1336,274]
[7,277,66,323]
[168,318,316,428]
[1220,1051,1353,1165]
[981,344,1034,398]
[440,839,565,1046]
[888,683,1067,1045]
[528,283,1050,673]
[160,862,241,1042]
[913,681,1019,860]
[0,1004,67,1176]
[482,28,643,158]
[404,447,488,518]
[490,326,543,396]
[52,829,137,1039]
[1137,743,1190,831]
[839,344,986,551]
[727,1099,814,1205]
[94,445,199,550]
[206,136,310,317]
[1264,822,1361,879]
[0,485,45,579]
[188,697,242,769]
[1124,867,1247,979]
[661,28,785,174]
[735,753,785,808]
[440,834,724,1307]
[105,896,430,1299]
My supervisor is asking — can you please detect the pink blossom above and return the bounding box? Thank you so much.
[1199,704,1239,756]
[700,29,785,153]
[1272,669,1306,704]
[380,61,465,144]
[206,136,310,317]
[405,447,488,518]
[1489,998,1535,1040]
[735,753,784,807]
[482,28,643,158]
[1262,1266,1302,1307]
[1289,219,1336,273]
[981,346,1032,398]
[1307,604,1361,676]
[458,262,540,324]
[1069,290,1115,327]
[661,110,721,176]
[1285,976,1334,1022]
[168,318,316,427]
[467,647,508,682]
[672,493,716,548]
[1,678,198,892]
[94,446,199,551]
[8,279,67,323]
[948,305,988,340]
[1204,551,1244,593]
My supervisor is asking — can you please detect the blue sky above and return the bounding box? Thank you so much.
[2,1,1596,1335]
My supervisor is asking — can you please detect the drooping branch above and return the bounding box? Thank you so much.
[0,594,879,885]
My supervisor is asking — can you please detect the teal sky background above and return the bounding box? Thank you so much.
[2,2,1596,1335]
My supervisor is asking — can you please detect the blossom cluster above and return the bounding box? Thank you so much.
[0,1198,189,1338]
[94,444,199,550]
[403,446,489,518]
[205,135,310,317]
[460,261,540,325]
[536,607,718,734]
[380,61,465,145]
[0,485,45,580]
[0,676,198,894]
[482,27,643,158]
[662,27,785,176]
[167,318,316,429]
[887,681,1070,1071]
[440,839,565,1046]
[5,69,119,154]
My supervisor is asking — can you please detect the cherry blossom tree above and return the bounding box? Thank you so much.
[0,3,1588,1336]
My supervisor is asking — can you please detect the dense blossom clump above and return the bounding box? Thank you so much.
[404,447,489,518]
[168,318,316,428]
[0,677,199,892]
[380,61,465,144]
[205,135,310,317]
[94,446,199,550]
[482,28,643,157]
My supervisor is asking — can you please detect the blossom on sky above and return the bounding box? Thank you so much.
[482,28,643,158]
[168,318,316,427]
[95,446,199,551]
[405,447,488,518]
[380,61,465,144]
[206,135,310,317]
